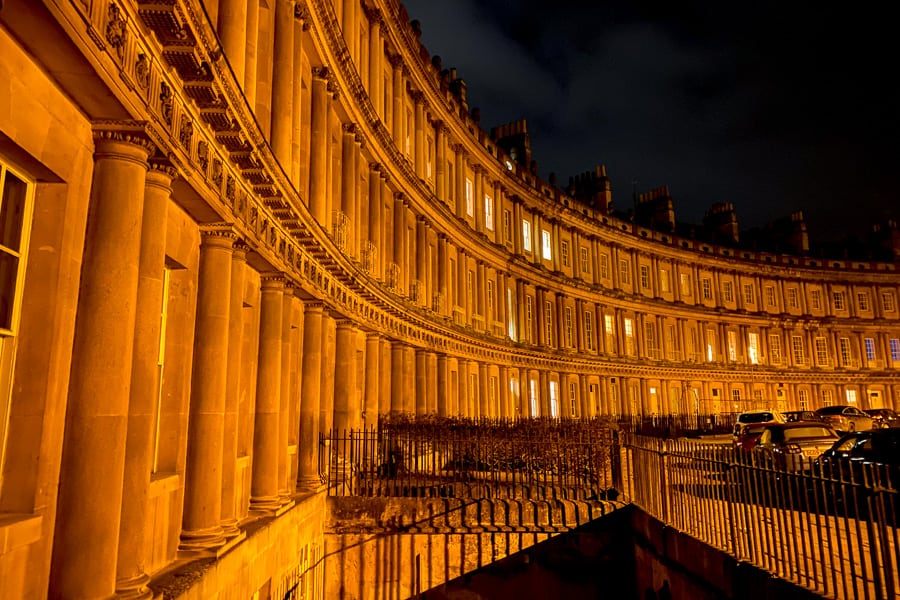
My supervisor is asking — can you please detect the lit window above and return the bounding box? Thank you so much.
[890,338,900,362]
[679,273,691,295]
[525,295,534,342]
[645,322,657,359]
[541,229,552,260]
[569,382,578,417]
[522,219,532,252]
[584,311,594,351]
[0,160,35,481]
[846,389,858,405]
[604,314,615,353]
[864,338,876,361]
[549,380,559,418]
[748,332,759,365]
[544,300,553,346]
[659,269,670,293]
[484,194,494,231]
[769,334,782,364]
[564,306,574,347]
[503,209,511,242]
[727,330,737,362]
[624,318,635,356]
[426,137,433,178]
[706,328,716,362]
[529,378,538,416]
[465,177,474,216]
[506,288,516,340]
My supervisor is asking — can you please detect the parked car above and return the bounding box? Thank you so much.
[817,428,900,472]
[751,422,841,471]
[782,410,823,423]
[864,408,900,429]
[814,405,874,432]
[733,423,768,452]
[731,409,785,439]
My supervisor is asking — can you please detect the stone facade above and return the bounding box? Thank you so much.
[0,0,898,598]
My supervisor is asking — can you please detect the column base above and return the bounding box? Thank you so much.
[296,476,324,492]
[248,494,282,516]
[115,573,154,599]
[178,524,226,554]
[219,517,242,539]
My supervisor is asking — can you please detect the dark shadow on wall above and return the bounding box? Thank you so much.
[420,507,637,600]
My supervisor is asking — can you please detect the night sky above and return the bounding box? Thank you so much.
[401,0,898,244]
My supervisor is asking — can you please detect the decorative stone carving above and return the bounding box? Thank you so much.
[179,117,193,149]
[106,3,127,59]
[197,140,209,171]
[211,157,222,188]
[159,82,173,125]
[134,53,150,90]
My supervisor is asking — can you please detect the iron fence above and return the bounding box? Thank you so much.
[615,412,738,438]
[320,416,621,501]
[622,434,899,600]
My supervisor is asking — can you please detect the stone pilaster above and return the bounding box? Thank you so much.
[309,68,330,226]
[297,303,324,489]
[217,0,247,82]
[333,320,359,432]
[364,333,381,425]
[278,283,296,501]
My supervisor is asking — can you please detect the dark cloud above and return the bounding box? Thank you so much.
[403,1,899,242]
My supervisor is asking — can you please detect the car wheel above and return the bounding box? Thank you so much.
[848,422,856,432]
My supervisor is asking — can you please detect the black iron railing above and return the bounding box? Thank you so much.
[320,416,622,501]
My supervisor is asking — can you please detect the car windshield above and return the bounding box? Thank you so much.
[817,406,845,415]
[740,412,776,423]
[783,426,837,441]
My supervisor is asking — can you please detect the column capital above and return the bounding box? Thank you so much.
[312,66,330,81]
[260,272,287,290]
[294,2,311,29]
[342,122,357,135]
[387,53,404,68]
[369,162,382,173]
[364,6,383,26]
[199,223,238,246]
[92,120,156,155]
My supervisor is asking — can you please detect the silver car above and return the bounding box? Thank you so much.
[814,405,874,433]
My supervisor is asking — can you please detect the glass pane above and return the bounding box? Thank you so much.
[0,171,27,252]
[0,251,18,330]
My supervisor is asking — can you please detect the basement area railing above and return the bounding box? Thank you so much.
[320,416,623,501]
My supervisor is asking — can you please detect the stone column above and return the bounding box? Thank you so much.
[270,0,294,165]
[244,0,259,107]
[364,333,381,426]
[435,122,447,201]
[499,366,510,419]
[393,193,407,291]
[278,285,295,501]
[217,0,247,82]
[220,241,247,536]
[391,342,405,414]
[367,163,382,277]
[437,354,449,417]
[250,275,285,513]
[180,224,236,552]
[334,320,358,432]
[404,345,416,414]
[342,0,357,60]
[341,124,357,255]
[415,349,427,415]
[297,303,323,489]
[319,313,337,438]
[457,250,467,321]
[390,55,404,147]
[416,217,427,305]
[426,352,438,414]
[479,363,490,417]
[580,374,590,418]
[437,234,448,316]
[116,161,174,597]
[291,10,307,188]
[413,91,425,176]
[367,9,383,117]
[309,68,330,226]
[458,360,469,417]
[50,130,151,600]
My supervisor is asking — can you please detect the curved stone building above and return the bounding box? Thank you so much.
[0,0,898,597]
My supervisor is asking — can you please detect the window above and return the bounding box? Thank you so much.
[689,328,699,360]
[766,285,776,306]
[549,380,559,418]
[541,229,552,260]
[426,137,433,178]
[679,273,691,295]
[659,269,670,293]
[640,265,650,288]
[748,332,759,365]
[599,254,609,279]
[723,281,733,303]
[624,318,635,356]
[0,160,35,481]
[769,334,782,364]
[645,322,657,359]
[791,335,805,365]
[743,283,754,305]
[839,337,852,366]
[465,177,474,216]
[486,279,495,323]
[857,292,870,312]
[525,295,534,343]
[466,269,474,311]
[815,337,828,366]
[846,389,857,405]
[706,328,716,362]
[560,240,569,267]
[890,338,899,362]
[788,287,799,309]
[522,219,532,251]
[580,247,589,273]
[732,388,742,404]
[569,382,578,417]
[484,194,494,231]
[489,376,497,414]
[544,300,554,346]
[502,209,512,243]
[604,314,615,353]
[666,324,680,360]
[727,330,737,362]
[529,378,538,416]
[811,290,822,310]
[151,268,171,473]
[619,259,630,284]
[822,389,834,406]
[798,390,810,411]
[833,291,845,311]
[584,311,594,351]
[864,338,876,361]
[506,288,516,340]
[883,292,896,313]
[701,278,712,300]
[564,306,574,348]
